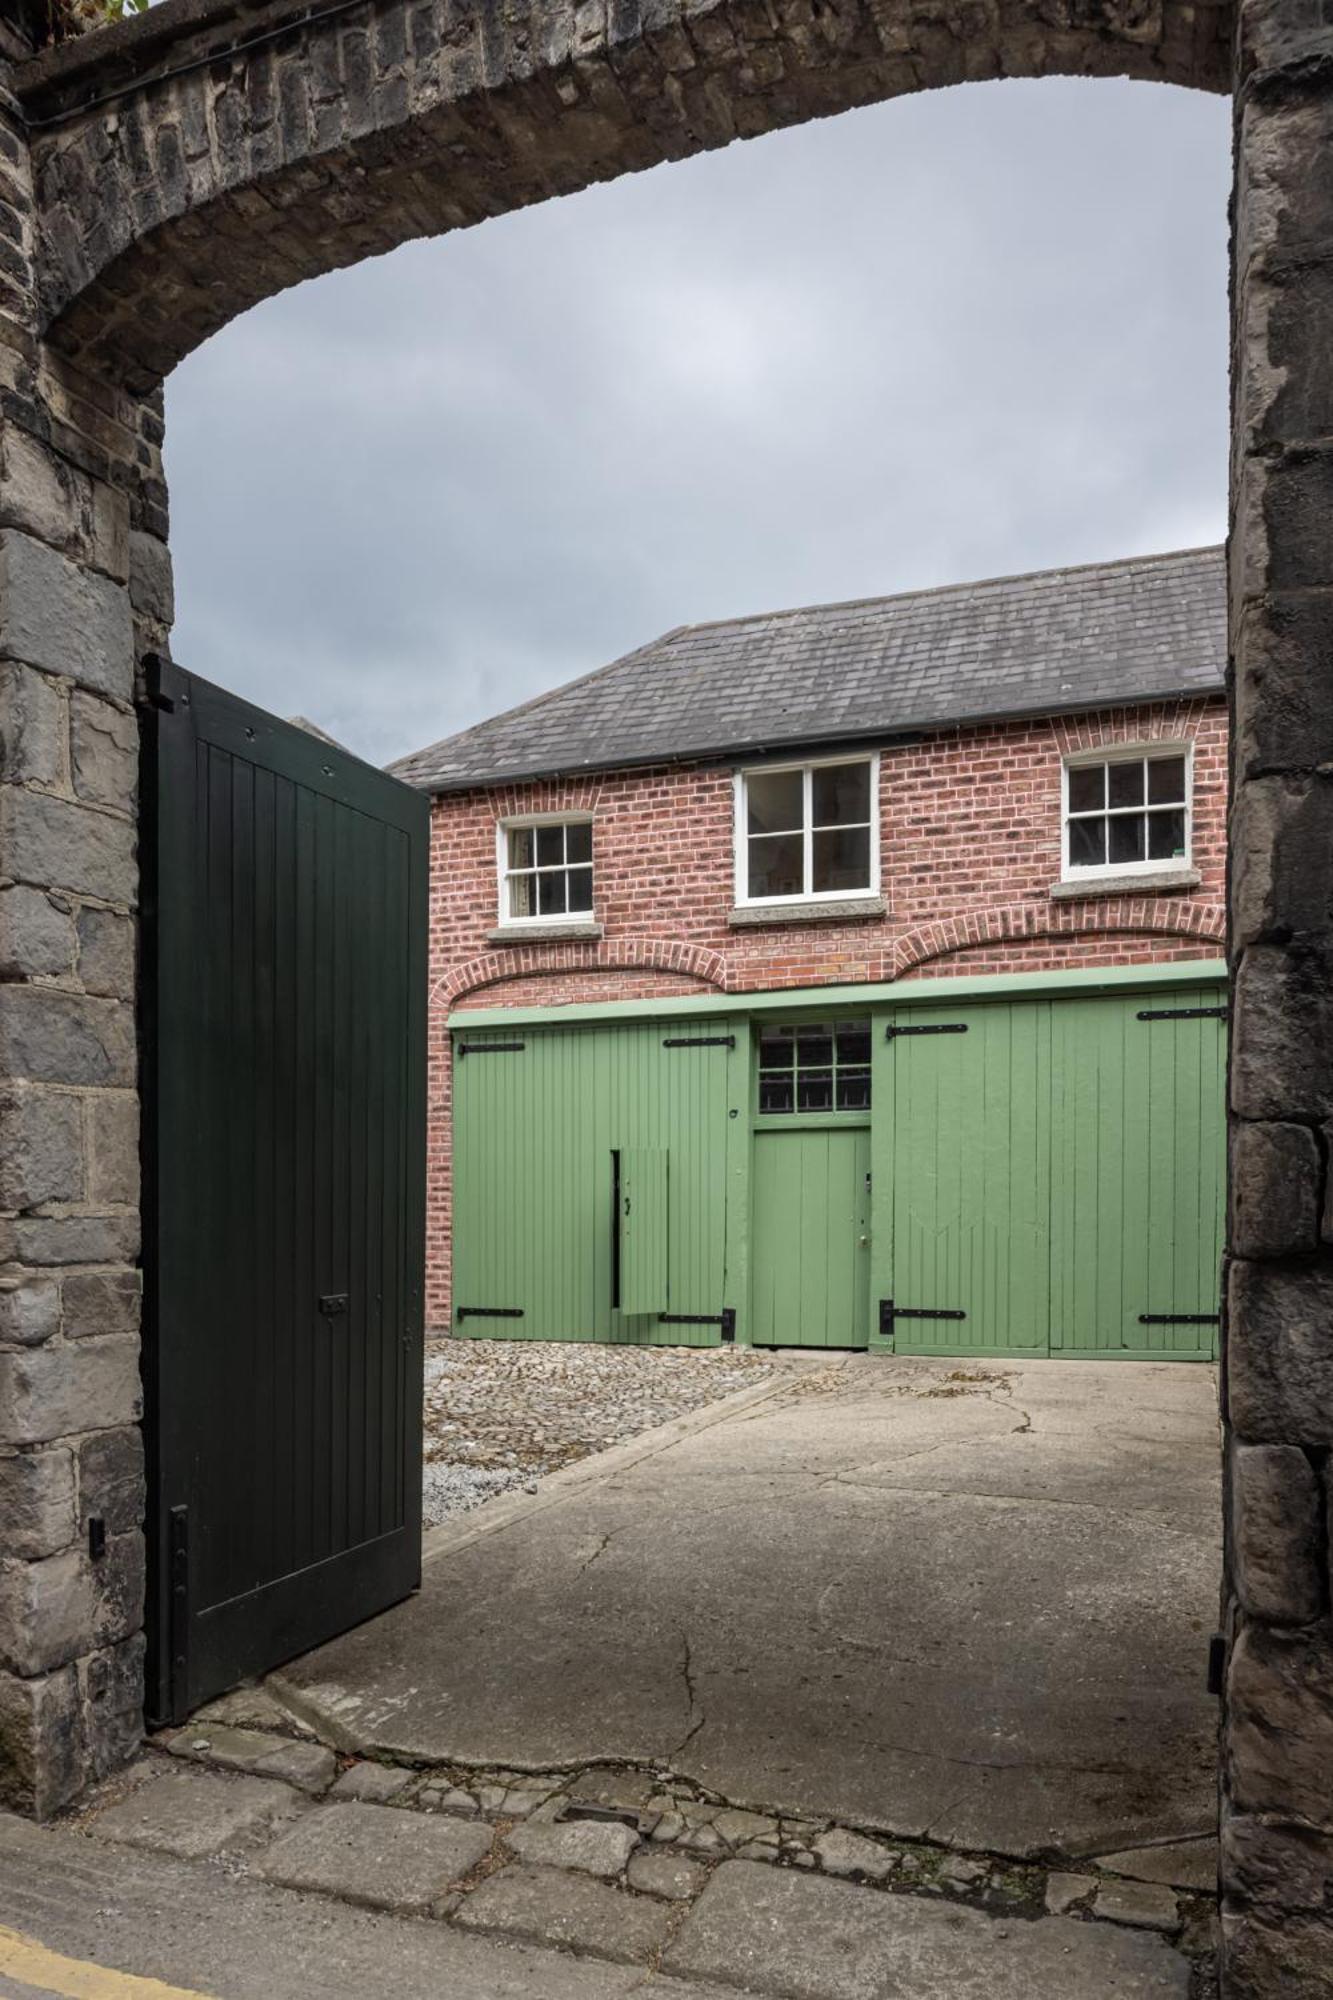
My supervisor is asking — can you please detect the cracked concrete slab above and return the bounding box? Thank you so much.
[276,1357,1220,1861]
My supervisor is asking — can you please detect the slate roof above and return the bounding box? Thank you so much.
[391,546,1226,794]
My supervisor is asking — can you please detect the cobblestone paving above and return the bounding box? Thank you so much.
[68,1725,1215,1996]
[421,1339,777,1526]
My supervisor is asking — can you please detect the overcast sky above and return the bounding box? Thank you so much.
[164,77,1230,770]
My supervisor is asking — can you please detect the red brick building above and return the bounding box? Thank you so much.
[395,548,1227,1340]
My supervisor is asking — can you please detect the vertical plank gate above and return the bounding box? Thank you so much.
[142,660,429,1724]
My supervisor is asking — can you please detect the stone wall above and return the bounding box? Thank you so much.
[1223,0,1333,1984]
[0,15,170,1815]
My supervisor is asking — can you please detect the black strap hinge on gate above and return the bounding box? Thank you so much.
[457,1041,526,1058]
[662,1035,736,1049]
[1137,1007,1227,1022]
[879,1299,967,1338]
[457,1307,525,1321]
[885,1022,969,1040]
[659,1309,736,1342]
[1138,1313,1221,1326]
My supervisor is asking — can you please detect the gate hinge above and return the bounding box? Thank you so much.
[168,1503,190,1724]
[885,1022,969,1040]
[1138,1313,1221,1326]
[1137,1007,1227,1022]
[659,1309,736,1342]
[457,1307,525,1321]
[879,1299,968,1338]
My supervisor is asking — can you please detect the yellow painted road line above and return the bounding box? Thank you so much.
[0,1928,214,2000]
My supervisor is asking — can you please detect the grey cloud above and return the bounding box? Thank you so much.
[164,75,1229,768]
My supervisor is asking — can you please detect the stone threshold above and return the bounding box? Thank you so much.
[63,1714,1216,1997]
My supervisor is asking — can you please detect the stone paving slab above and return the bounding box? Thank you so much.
[1094,1837,1218,1893]
[85,1767,306,1860]
[455,1862,673,1964]
[507,1817,640,1876]
[664,1861,1191,1999]
[1,1813,729,2000]
[257,1802,492,1915]
[164,1723,337,1795]
[329,1760,416,1804]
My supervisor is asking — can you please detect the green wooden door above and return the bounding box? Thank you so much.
[620,1148,669,1316]
[750,1128,871,1347]
[878,1001,1052,1357]
[1049,987,1225,1358]
[451,1021,732,1343]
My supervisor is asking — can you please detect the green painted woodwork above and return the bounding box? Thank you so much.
[750,1127,871,1347]
[1048,988,1226,1358]
[455,957,1225,1031]
[452,976,1225,1361]
[620,1148,669,1315]
[871,987,1225,1360]
[451,1021,731,1344]
[876,1001,1052,1357]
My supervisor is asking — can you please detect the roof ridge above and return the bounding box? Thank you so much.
[658,544,1224,645]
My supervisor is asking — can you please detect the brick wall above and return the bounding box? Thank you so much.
[424,696,1228,1322]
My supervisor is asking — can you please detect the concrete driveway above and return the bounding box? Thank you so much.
[276,1355,1221,1867]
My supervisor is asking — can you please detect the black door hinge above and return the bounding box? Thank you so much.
[879,1299,967,1338]
[1138,1313,1221,1326]
[457,1307,525,1321]
[456,1041,526,1058]
[662,1035,736,1049]
[1137,1007,1227,1022]
[659,1309,736,1342]
[885,1022,969,1040]
[168,1504,190,1724]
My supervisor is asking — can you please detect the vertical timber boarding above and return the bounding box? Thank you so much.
[870,986,1226,1360]
[142,660,429,1724]
[451,1019,734,1342]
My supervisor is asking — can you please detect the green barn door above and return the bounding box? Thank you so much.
[879,1002,1051,1358]
[619,1149,669,1316]
[1049,988,1225,1358]
[750,1128,871,1347]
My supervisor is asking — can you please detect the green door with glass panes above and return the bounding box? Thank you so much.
[749,1018,873,1348]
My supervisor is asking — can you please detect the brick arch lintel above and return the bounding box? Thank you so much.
[892,897,1226,978]
[434,935,728,1010]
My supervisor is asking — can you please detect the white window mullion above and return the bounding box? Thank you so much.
[802,767,814,897]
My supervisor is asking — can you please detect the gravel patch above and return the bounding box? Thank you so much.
[422,1339,776,1528]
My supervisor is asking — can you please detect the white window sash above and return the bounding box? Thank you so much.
[735,753,880,906]
[1060,744,1194,880]
[496,815,594,924]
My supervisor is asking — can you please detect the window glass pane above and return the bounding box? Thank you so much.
[796,1069,833,1113]
[837,1069,871,1112]
[509,873,535,918]
[1108,760,1145,809]
[812,825,871,893]
[567,867,593,912]
[836,1023,871,1066]
[746,769,804,836]
[812,761,870,827]
[565,821,592,864]
[796,1027,833,1067]
[508,826,534,869]
[1068,817,1106,867]
[1148,756,1187,805]
[759,1028,795,1070]
[1109,813,1146,865]
[759,1074,795,1114]
[748,832,804,899]
[1147,808,1188,861]
[536,824,564,868]
[1068,765,1104,813]
[537,870,567,915]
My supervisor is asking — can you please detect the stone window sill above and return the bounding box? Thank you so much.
[1049,868,1201,902]
[728,897,887,929]
[486,921,605,945]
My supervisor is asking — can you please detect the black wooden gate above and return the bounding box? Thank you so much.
[142,659,429,1724]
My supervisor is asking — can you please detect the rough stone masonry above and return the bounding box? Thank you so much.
[0,0,1328,1990]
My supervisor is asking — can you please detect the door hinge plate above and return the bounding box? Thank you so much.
[885,1022,969,1040]
[879,1299,967,1338]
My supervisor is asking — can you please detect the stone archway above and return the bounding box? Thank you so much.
[0,0,1326,1987]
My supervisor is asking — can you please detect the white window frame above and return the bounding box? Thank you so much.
[1060,741,1194,882]
[495,811,595,925]
[734,752,881,907]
